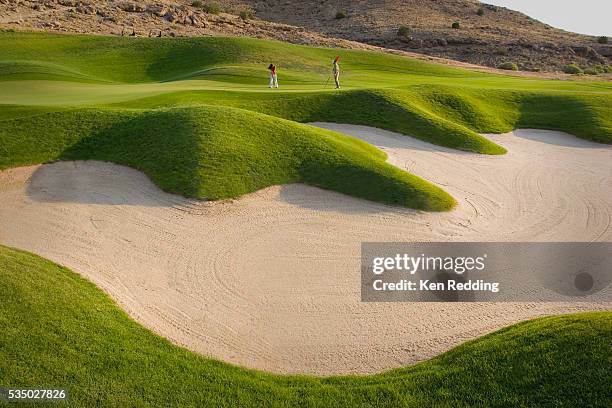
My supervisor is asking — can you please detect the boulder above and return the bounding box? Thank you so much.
[398,35,413,44]
[146,4,166,16]
[571,46,596,58]
[76,4,96,15]
[596,46,612,58]
[164,11,177,22]
[407,38,424,49]
[118,2,146,13]
[189,15,199,26]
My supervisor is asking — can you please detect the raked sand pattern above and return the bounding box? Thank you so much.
[0,125,611,375]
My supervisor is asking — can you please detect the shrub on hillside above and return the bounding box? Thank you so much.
[239,10,253,20]
[498,62,518,71]
[335,10,347,19]
[598,36,609,44]
[583,67,599,75]
[477,7,484,16]
[202,2,221,14]
[563,64,583,75]
[452,21,460,29]
[397,25,412,37]
[191,0,203,7]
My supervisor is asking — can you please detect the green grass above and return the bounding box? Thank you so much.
[0,31,611,209]
[2,32,611,406]
[0,105,453,209]
[1,245,611,407]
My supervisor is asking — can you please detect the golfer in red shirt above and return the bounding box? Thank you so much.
[268,64,279,88]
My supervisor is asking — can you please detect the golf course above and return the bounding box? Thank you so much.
[1,29,611,406]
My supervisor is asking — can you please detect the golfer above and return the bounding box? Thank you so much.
[332,56,340,89]
[268,64,278,88]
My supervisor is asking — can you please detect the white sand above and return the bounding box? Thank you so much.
[0,125,610,375]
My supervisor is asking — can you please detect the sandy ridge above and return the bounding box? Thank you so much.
[0,125,611,375]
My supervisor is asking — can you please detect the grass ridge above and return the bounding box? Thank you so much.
[1,245,610,407]
[0,104,456,210]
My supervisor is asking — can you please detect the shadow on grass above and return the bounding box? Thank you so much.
[517,94,612,146]
[7,104,456,212]
[145,39,246,82]
[27,110,204,206]
[252,90,506,155]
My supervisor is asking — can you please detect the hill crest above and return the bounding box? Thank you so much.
[0,0,609,73]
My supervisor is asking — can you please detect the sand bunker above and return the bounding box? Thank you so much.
[0,126,611,375]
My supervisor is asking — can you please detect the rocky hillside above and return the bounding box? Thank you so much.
[1,0,609,73]
[0,0,354,47]
[242,0,610,72]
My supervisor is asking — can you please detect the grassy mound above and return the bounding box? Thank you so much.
[0,105,455,210]
[189,89,508,154]
[0,32,471,83]
[1,245,610,407]
[1,31,611,208]
[115,87,611,150]
[0,60,100,82]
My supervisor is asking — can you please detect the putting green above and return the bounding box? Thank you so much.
[1,31,611,210]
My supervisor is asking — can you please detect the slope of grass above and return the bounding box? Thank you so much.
[0,30,611,209]
[0,31,475,84]
[1,245,611,407]
[0,60,102,82]
[0,105,454,210]
[145,89,506,154]
[109,86,612,151]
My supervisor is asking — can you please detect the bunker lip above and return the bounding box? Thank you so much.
[0,127,611,375]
